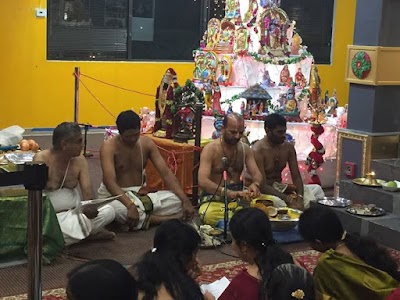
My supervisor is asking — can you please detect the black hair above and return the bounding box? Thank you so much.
[264,113,287,131]
[67,259,137,300]
[223,112,243,127]
[229,208,294,299]
[116,110,141,134]
[134,219,203,300]
[299,206,400,281]
[52,122,81,150]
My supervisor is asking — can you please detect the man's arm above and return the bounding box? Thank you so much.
[100,139,140,226]
[100,140,133,207]
[244,144,263,184]
[243,144,262,196]
[252,144,287,199]
[147,139,194,220]
[33,151,45,163]
[77,155,94,200]
[78,155,98,219]
[288,145,304,198]
[198,143,222,195]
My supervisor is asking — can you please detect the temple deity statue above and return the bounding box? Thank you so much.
[153,68,179,139]
[295,67,306,88]
[211,81,223,113]
[279,65,290,86]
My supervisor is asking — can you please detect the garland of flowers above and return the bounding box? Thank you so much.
[222,94,277,112]
[246,51,312,65]
[351,51,372,79]
[305,124,325,185]
[297,88,310,102]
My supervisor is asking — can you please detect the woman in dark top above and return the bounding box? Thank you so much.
[219,207,314,300]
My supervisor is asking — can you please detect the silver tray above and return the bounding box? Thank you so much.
[346,205,386,217]
[5,152,35,164]
[317,197,352,208]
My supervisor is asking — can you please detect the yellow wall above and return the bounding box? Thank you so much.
[0,0,356,128]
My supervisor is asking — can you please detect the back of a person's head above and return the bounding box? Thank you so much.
[299,207,400,281]
[264,113,287,131]
[135,220,202,300]
[298,206,343,244]
[153,219,201,265]
[116,110,141,134]
[67,259,137,300]
[230,207,274,250]
[52,122,81,150]
[230,208,293,299]
[267,263,315,300]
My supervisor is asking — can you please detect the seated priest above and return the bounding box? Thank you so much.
[97,110,194,231]
[198,112,263,226]
[252,113,325,210]
[33,122,116,246]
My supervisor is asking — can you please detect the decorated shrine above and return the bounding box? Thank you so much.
[193,0,315,119]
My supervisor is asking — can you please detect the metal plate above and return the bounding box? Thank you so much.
[352,178,386,187]
[269,208,302,231]
[346,205,386,217]
[5,152,35,164]
[317,197,352,208]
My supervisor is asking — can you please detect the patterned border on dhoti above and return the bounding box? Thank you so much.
[126,191,154,230]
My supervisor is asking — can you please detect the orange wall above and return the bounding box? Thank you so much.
[0,0,356,128]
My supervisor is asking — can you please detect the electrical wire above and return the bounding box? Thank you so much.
[200,174,223,224]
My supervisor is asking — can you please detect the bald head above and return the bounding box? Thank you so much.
[222,113,244,145]
[223,112,244,127]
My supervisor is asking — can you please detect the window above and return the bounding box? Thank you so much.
[47,0,333,63]
[47,0,128,60]
[47,0,203,61]
[280,0,334,64]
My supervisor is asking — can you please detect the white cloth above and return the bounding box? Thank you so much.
[46,188,115,246]
[266,184,325,209]
[97,182,182,230]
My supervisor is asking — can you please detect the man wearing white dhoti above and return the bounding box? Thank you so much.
[252,114,325,209]
[98,110,194,230]
[34,122,115,246]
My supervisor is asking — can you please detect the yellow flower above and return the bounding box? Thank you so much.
[291,289,305,299]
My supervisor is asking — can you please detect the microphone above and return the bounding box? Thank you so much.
[221,157,229,171]
[221,157,228,181]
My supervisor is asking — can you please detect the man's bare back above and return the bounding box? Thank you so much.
[103,135,151,188]
[33,149,82,191]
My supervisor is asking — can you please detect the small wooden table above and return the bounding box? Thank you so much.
[145,135,196,195]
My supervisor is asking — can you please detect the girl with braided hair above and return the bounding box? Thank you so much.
[219,208,315,299]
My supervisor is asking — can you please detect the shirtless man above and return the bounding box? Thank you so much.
[34,122,115,246]
[198,113,263,225]
[252,113,325,209]
[98,110,194,230]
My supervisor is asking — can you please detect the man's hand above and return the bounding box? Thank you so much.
[182,199,195,222]
[137,186,149,196]
[285,193,297,206]
[127,204,140,228]
[248,182,261,198]
[286,193,304,210]
[227,190,252,202]
[82,206,98,219]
